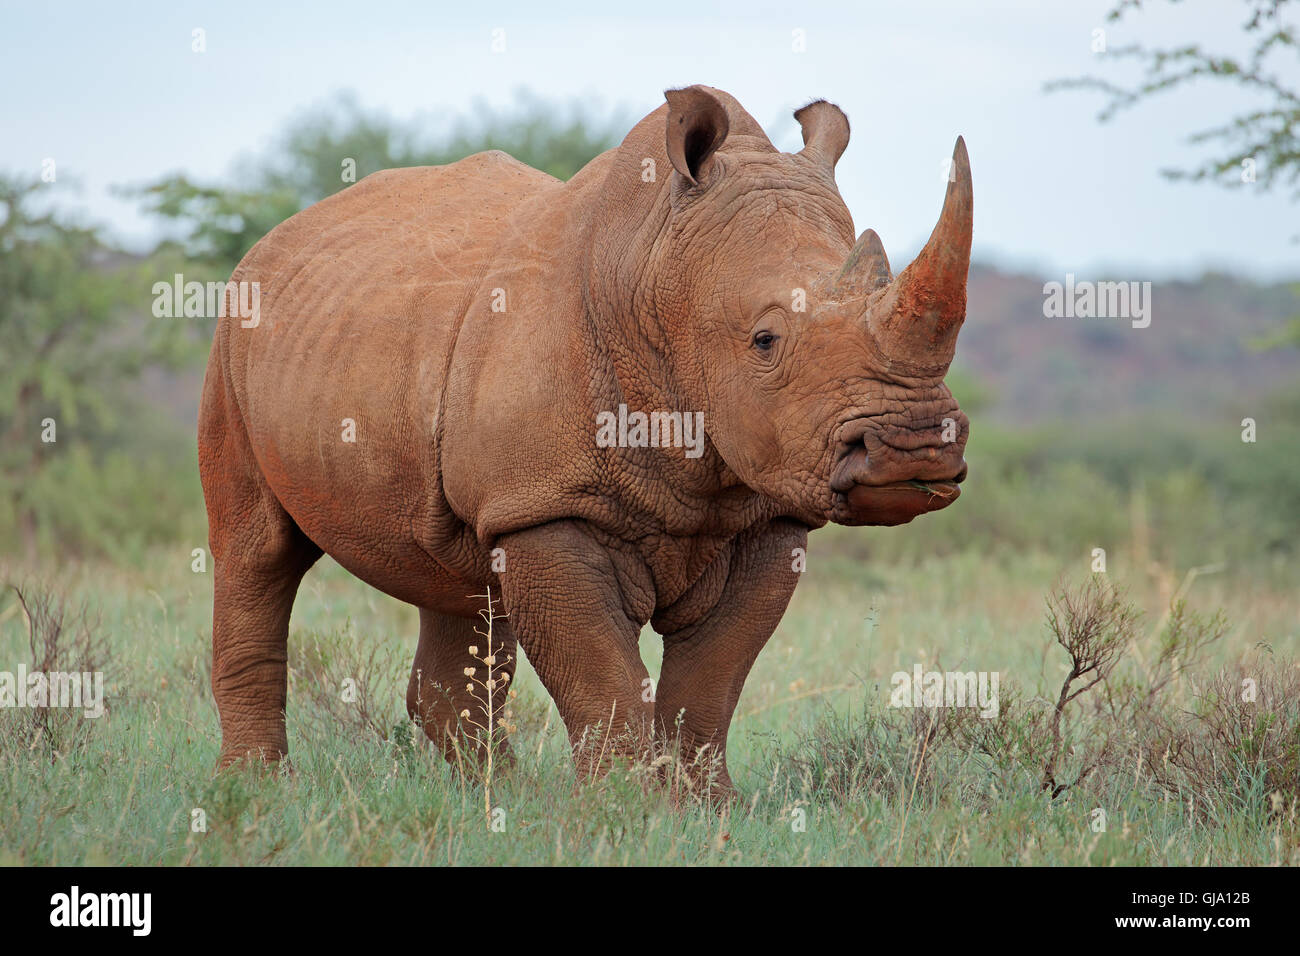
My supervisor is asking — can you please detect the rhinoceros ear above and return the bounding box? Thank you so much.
[794,100,850,172]
[664,86,730,186]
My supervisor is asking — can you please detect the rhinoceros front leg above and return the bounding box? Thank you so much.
[652,519,808,800]
[495,521,653,776]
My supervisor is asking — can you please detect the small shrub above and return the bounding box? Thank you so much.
[1144,658,1300,818]
[0,583,110,761]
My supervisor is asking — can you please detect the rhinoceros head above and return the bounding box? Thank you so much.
[590,85,972,528]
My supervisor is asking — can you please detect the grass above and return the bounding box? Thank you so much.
[0,536,1296,866]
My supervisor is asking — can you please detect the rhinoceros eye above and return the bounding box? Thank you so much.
[753,331,777,351]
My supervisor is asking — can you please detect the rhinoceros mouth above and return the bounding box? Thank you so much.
[827,413,967,526]
[831,478,963,527]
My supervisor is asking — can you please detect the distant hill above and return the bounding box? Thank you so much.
[141,265,1300,433]
[953,266,1300,425]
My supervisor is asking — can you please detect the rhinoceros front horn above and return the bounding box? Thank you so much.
[859,136,973,370]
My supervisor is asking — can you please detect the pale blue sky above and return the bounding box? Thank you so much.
[3,0,1296,279]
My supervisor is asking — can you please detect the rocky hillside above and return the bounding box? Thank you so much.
[954,266,1299,425]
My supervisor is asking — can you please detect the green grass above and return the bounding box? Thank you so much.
[0,540,1296,866]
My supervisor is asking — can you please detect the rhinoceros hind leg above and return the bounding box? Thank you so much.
[209,538,319,770]
[407,608,518,765]
[200,375,321,769]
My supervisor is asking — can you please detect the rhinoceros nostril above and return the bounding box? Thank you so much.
[953,463,969,484]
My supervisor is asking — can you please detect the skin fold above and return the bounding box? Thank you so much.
[198,85,974,798]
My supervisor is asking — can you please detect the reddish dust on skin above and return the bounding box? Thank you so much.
[199,83,975,796]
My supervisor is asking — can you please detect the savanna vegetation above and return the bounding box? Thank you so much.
[1,84,1296,865]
